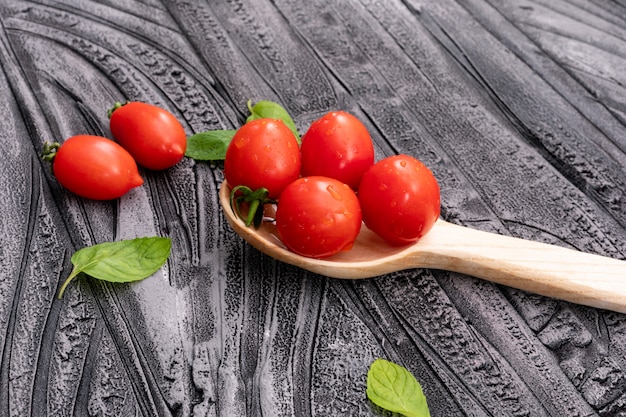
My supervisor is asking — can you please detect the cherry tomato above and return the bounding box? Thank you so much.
[299,111,374,189]
[109,101,186,170]
[275,176,362,259]
[224,118,301,199]
[358,155,440,246]
[48,135,144,200]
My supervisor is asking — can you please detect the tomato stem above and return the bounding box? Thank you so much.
[247,199,261,227]
[229,185,275,228]
[41,142,60,163]
[107,101,127,119]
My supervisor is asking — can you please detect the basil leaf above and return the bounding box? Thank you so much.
[58,237,172,299]
[184,100,299,162]
[246,99,300,142]
[366,359,431,417]
[185,130,236,161]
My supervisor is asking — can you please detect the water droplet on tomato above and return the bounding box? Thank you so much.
[378,183,388,191]
[400,159,407,168]
[327,185,342,200]
[322,216,335,226]
[234,138,246,149]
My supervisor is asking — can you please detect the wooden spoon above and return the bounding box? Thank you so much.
[219,182,626,313]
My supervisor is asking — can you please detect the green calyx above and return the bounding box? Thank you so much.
[107,101,127,119]
[229,185,275,228]
[41,142,61,163]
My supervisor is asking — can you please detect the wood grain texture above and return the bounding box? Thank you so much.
[0,0,625,416]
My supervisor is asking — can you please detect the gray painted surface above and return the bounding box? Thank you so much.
[1,0,625,416]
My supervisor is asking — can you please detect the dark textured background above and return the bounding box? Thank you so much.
[1,0,626,416]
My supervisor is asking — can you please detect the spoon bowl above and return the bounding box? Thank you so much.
[219,182,626,313]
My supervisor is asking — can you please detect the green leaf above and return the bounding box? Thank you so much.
[184,100,298,162]
[246,99,300,142]
[58,237,172,299]
[366,358,431,417]
[185,130,236,161]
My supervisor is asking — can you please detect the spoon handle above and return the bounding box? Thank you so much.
[413,220,626,313]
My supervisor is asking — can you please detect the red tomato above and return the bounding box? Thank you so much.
[50,135,144,200]
[275,176,362,259]
[109,101,186,170]
[224,118,300,199]
[300,111,374,189]
[358,155,440,246]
